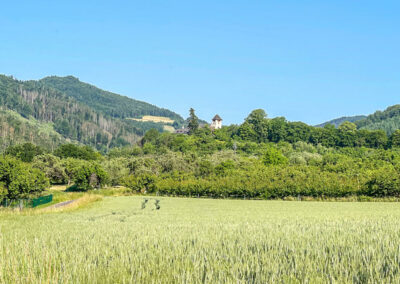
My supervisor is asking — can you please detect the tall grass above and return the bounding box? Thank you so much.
[1,197,400,283]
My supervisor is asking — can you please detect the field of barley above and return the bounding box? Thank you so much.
[1,197,400,283]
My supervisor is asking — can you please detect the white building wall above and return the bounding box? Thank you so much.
[211,120,222,129]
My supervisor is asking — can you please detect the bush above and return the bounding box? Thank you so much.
[72,162,109,191]
[0,156,49,199]
[263,147,288,166]
[103,158,129,186]
[33,154,67,184]
[5,143,44,162]
[54,144,101,161]
[363,167,400,197]
[123,174,157,193]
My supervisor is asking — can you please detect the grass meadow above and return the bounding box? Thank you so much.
[1,197,400,283]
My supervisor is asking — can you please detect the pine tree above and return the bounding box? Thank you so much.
[188,108,199,135]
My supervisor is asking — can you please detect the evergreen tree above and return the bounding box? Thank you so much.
[188,108,199,135]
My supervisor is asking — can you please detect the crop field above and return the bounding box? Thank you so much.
[128,115,175,124]
[1,197,400,283]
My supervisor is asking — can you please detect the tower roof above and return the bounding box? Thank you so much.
[212,114,222,121]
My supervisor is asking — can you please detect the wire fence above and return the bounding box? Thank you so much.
[0,194,53,209]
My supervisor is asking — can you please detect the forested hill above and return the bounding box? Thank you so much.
[355,105,400,135]
[316,115,366,128]
[40,76,183,122]
[0,75,184,152]
[317,105,400,135]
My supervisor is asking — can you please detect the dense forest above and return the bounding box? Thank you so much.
[40,76,184,122]
[0,75,184,152]
[2,108,400,202]
[316,115,366,128]
[356,105,400,135]
[319,105,400,135]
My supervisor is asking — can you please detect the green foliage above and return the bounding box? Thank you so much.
[356,105,400,135]
[4,104,400,200]
[214,160,235,176]
[188,108,199,134]
[244,109,268,142]
[0,74,184,152]
[263,147,288,166]
[40,76,184,124]
[316,115,366,128]
[338,121,357,132]
[32,154,67,184]
[0,109,64,152]
[5,143,44,162]
[390,130,400,148]
[0,156,49,199]
[71,161,109,191]
[363,167,400,197]
[54,144,101,160]
[238,122,257,141]
[141,129,160,145]
[123,173,157,193]
[195,160,214,177]
[102,158,129,186]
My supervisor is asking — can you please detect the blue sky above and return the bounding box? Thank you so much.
[1,1,399,125]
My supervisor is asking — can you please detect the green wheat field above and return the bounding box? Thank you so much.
[2,197,400,283]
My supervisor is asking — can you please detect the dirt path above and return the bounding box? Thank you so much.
[48,200,77,209]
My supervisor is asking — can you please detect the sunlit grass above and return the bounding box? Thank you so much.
[1,197,400,283]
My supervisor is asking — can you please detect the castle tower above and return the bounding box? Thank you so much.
[211,114,222,130]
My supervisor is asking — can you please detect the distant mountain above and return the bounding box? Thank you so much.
[0,75,184,152]
[356,105,400,135]
[315,115,366,128]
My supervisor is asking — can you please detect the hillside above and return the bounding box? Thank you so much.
[0,108,66,151]
[316,115,366,128]
[40,76,184,124]
[0,75,184,151]
[355,105,400,135]
[316,105,400,135]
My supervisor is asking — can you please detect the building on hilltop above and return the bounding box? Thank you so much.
[174,114,223,134]
[175,127,190,134]
[210,114,222,130]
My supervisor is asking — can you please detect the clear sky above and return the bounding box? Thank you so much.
[1,0,399,125]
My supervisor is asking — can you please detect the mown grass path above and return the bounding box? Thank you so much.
[1,197,400,283]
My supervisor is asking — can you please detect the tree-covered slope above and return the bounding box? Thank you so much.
[316,105,400,135]
[40,76,184,124]
[356,105,400,135]
[0,75,183,151]
[0,108,65,151]
[316,115,366,128]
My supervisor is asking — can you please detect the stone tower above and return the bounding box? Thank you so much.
[211,114,222,130]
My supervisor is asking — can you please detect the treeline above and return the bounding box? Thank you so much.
[3,108,400,202]
[234,109,400,149]
[2,140,400,201]
[133,109,400,152]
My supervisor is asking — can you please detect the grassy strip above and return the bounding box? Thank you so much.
[0,194,103,216]
[37,194,103,213]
